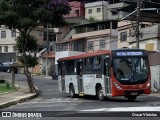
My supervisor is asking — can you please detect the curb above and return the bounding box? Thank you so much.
[149,93,160,97]
[0,86,39,109]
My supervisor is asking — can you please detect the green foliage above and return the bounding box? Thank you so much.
[16,34,38,67]
[16,35,38,53]
[18,55,38,68]
[0,1,70,92]
[0,0,71,29]
[89,16,96,23]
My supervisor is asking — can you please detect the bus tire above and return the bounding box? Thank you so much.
[97,86,106,101]
[69,85,76,98]
[126,95,137,101]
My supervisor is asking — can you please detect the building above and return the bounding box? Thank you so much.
[0,26,18,63]
[55,20,118,72]
[72,20,118,52]
[117,21,133,48]
[85,1,108,20]
[64,1,85,18]
[108,2,128,20]
[117,21,159,50]
[129,24,160,51]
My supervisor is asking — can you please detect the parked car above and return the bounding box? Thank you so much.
[0,63,10,72]
[0,62,18,73]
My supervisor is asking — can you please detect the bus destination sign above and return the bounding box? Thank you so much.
[115,51,143,56]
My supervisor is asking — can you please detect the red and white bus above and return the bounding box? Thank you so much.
[58,49,151,101]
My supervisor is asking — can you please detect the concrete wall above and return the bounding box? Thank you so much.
[150,65,160,93]
[39,57,55,75]
[129,38,159,50]
[30,26,44,47]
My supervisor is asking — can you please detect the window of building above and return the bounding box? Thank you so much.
[75,10,80,16]
[39,32,43,36]
[1,31,6,39]
[11,30,16,37]
[88,41,94,50]
[0,46,2,53]
[97,8,101,13]
[88,9,92,14]
[120,31,127,42]
[4,46,8,52]
[99,39,105,49]
[111,10,118,15]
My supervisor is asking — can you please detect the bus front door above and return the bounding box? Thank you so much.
[77,62,84,96]
[61,63,65,92]
[104,58,111,96]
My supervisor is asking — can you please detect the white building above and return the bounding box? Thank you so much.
[85,1,128,21]
[0,26,19,62]
[85,1,108,21]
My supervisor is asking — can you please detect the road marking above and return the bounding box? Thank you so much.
[65,98,70,101]
[56,99,62,101]
[73,98,79,100]
[81,106,160,111]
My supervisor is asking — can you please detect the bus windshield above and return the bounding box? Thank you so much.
[113,57,149,85]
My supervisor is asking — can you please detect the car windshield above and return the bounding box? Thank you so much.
[113,57,149,84]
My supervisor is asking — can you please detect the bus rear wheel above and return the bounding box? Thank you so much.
[97,86,106,101]
[126,95,137,101]
[69,85,76,98]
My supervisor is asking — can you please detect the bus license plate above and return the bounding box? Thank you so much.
[131,92,138,95]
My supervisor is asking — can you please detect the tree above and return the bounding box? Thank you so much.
[0,0,70,93]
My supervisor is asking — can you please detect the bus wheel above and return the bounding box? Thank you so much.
[97,86,105,101]
[126,95,137,101]
[69,85,76,98]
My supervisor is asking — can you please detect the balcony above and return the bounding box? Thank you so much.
[72,20,118,38]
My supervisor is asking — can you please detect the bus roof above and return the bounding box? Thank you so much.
[58,50,111,61]
[58,49,147,62]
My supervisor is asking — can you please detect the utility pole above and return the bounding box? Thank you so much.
[46,23,49,77]
[136,0,141,49]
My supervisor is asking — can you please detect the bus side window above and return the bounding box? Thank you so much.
[84,58,87,65]
[67,60,75,74]
[92,56,101,72]
[61,62,65,77]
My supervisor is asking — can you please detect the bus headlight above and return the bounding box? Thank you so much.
[146,82,150,88]
[114,82,122,90]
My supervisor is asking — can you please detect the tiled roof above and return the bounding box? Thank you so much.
[41,51,55,58]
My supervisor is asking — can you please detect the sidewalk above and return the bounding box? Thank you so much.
[0,82,39,109]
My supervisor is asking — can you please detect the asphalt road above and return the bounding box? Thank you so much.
[0,72,160,120]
